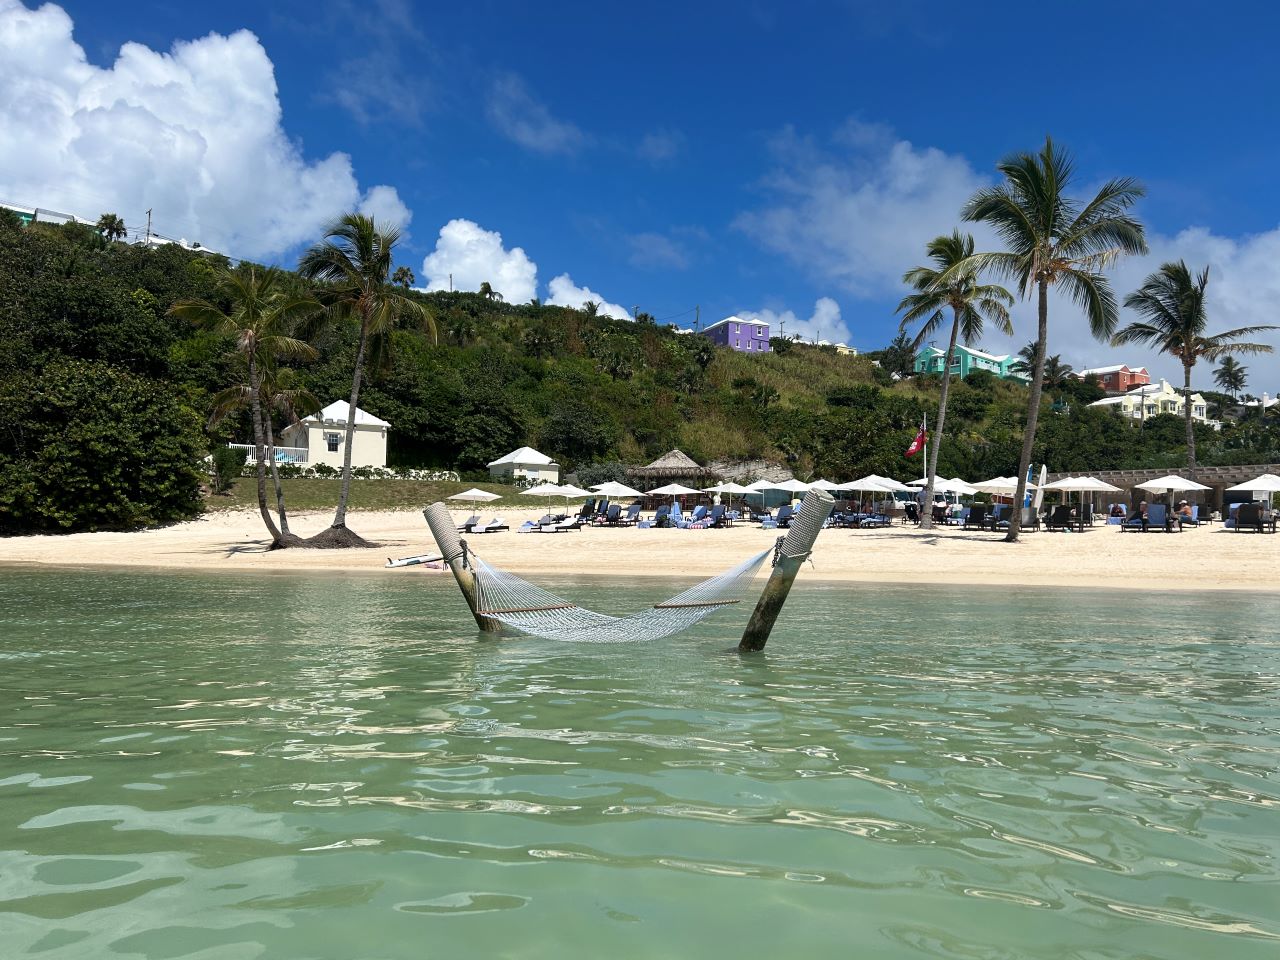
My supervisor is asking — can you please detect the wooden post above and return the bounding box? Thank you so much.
[739,490,834,652]
[423,502,502,633]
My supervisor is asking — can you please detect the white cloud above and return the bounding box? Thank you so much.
[546,274,629,319]
[735,121,990,298]
[739,297,851,346]
[358,185,412,232]
[637,129,683,164]
[486,72,587,155]
[419,218,538,303]
[0,0,409,260]
[627,232,688,270]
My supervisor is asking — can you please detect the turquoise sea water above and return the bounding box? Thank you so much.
[1,568,1277,959]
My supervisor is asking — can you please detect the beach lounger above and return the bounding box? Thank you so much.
[681,505,709,528]
[1045,505,1077,532]
[621,503,642,525]
[471,517,508,533]
[774,505,795,529]
[1234,503,1277,533]
[707,504,728,528]
[456,514,480,532]
[963,504,988,530]
[600,503,622,526]
[539,516,584,533]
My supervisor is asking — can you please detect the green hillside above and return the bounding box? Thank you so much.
[2,215,1277,533]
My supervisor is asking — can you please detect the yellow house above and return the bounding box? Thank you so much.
[1088,378,1219,429]
[278,401,390,469]
[488,446,561,483]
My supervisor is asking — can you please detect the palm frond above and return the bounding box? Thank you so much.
[1057,268,1119,340]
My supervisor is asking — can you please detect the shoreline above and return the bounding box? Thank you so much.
[2,506,1278,593]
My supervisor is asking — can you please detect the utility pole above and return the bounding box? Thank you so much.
[694,304,700,331]
[448,272,452,292]
[145,208,152,246]
[779,318,786,340]
[633,304,639,321]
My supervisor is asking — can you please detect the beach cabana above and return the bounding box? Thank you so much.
[488,446,561,484]
[628,449,717,491]
[592,481,644,499]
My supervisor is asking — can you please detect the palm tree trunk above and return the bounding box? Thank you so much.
[248,357,283,544]
[1006,280,1050,543]
[332,315,369,530]
[920,310,962,531]
[1184,359,1197,475]
[262,404,292,538]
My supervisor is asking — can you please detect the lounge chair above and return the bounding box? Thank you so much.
[1234,503,1278,533]
[680,504,709,528]
[621,503,642,525]
[774,505,795,529]
[1045,504,1077,532]
[539,516,584,533]
[963,504,988,530]
[600,503,623,526]
[651,504,671,528]
[456,514,480,532]
[902,502,920,524]
[1106,504,1127,525]
[992,506,1039,532]
[668,503,684,528]
[707,504,728,528]
[471,517,508,533]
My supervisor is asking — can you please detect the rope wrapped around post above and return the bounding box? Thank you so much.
[423,502,502,633]
[738,489,834,652]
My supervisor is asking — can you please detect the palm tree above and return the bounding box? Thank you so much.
[170,268,318,547]
[1042,355,1074,389]
[209,367,318,539]
[478,281,503,302]
[897,231,1013,529]
[95,212,126,242]
[1009,340,1037,375]
[962,136,1147,541]
[1114,262,1275,471]
[1212,355,1247,400]
[582,300,600,317]
[298,213,432,542]
[391,265,415,289]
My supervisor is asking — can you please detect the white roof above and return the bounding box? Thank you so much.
[1079,364,1128,376]
[488,446,557,467]
[702,315,768,334]
[303,400,390,427]
[920,343,1011,363]
[1089,396,1128,406]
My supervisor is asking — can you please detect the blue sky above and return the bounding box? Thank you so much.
[5,0,1280,390]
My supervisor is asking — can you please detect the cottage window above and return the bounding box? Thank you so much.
[325,432,341,453]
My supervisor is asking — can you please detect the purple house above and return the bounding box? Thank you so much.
[701,315,771,353]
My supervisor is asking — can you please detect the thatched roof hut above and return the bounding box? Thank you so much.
[628,449,719,489]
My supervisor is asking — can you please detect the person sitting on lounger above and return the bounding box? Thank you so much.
[1110,504,1125,518]
[1176,500,1193,523]
[1132,500,1149,531]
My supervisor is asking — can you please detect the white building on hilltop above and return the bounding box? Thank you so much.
[278,401,391,468]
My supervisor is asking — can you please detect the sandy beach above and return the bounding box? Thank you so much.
[2,506,1277,592]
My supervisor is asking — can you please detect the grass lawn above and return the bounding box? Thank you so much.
[204,478,561,514]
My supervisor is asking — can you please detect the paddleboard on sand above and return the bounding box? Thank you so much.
[386,553,444,569]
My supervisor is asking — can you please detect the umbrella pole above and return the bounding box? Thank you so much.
[740,491,835,652]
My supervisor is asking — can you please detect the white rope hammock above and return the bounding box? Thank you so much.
[468,548,772,643]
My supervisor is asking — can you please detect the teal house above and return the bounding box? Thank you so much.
[914,344,1030,383]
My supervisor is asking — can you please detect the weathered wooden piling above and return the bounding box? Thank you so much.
[738,489,835,652]
[423,502,502,633]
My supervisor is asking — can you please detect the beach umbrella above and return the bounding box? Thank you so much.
[1225,473,1280,494]
[809,479,845,492]
[872,475,914,492]
[1135,474,1212,502]
[906,477,929,487]
[447,486,501,519]
[591,481,644,499]
[645,482,700,496]
[704,480,754,511]
[765,478,815,494]
[972,476,1027,494]
[524,483,564,497]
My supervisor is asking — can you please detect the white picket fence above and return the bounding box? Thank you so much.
[228,443,309,465]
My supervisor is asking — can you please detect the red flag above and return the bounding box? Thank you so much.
[905,424,927,457]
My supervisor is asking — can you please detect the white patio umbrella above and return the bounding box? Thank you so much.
[871,475,914,492]
[1225,473,1280,494]
[808,479,845,492]
[1136,474,1212,500]
[971,476,1029,495]
[447,487,502,519]
[1041,476,1119,492]
[523,483,564,498]
[704,481,754,512]
[766,478,816,494]
[646,482,701,496]
[591,481,644,498]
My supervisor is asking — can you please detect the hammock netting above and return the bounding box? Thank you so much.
[469,548,772,643]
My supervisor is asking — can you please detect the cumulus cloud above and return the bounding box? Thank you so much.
[0,0,409,260]
[546,274,629,319]
[739,297,851,346]
[486,72,587,155]
[735,121,990,298]
[419,218,538,303]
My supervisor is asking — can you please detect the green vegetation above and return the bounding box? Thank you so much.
[2,200,1278,537]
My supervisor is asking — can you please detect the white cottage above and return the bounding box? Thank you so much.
[279,401,390,469]
[488,446,560,483]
